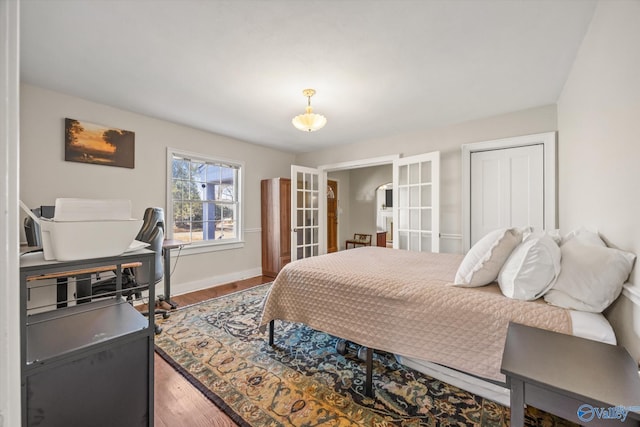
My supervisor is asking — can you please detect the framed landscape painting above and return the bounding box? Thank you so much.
[64,118,135,168]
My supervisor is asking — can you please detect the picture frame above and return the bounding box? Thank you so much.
[64,118,135,168]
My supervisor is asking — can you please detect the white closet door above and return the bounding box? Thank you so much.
[470,144,544,245]
[291,165,322,261]
[393,151,440,252]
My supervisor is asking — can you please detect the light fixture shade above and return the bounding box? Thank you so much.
[292,110,327,132]
[292,88,327,132]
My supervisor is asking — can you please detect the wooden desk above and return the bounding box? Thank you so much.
[501,322,640,426]
[159,239,188,309]
[25,255,141,307]
[26,262,142,282]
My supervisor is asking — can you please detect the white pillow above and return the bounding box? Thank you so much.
[454,228,523,287]
[544,238,636,312]
[527,229,561,245]
[545,229,562,245]
[561,226,605,247]
[498,234,561,301]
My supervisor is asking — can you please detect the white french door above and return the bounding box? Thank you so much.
[290,165,324,261]
[393,151,440,252]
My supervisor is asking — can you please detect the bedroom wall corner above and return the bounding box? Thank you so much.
[557,0,640,361]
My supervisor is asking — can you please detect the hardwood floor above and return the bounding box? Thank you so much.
[153,275,272,427]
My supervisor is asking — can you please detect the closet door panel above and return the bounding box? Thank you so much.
[470,144,544,245]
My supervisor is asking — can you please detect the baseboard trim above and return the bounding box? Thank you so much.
[170,267,264,296]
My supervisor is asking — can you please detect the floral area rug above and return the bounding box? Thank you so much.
[155,284,576,427]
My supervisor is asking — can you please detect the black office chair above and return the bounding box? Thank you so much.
[91,207,169,334]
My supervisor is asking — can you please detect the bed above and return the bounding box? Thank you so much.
[259,245,618,402]
[395,308,616,405]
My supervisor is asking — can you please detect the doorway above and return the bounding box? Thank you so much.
[327,179,338,253]
[319,155,398,254]
[375,182,393,247]
[320,151,439,253]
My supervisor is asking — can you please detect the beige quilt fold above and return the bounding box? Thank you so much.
[260,246,572,382]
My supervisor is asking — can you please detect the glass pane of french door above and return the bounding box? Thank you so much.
[393,151,440,252]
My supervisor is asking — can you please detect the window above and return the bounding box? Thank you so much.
[167,148,243,248]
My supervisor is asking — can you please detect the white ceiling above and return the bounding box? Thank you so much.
[20,0,597,154]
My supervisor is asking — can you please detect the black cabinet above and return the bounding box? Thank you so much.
[20,250,155,427]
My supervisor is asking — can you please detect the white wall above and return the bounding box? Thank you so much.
[297,104,558,254]
[557,0,640,360]
[1,0,22,423]
[20,84,295,294]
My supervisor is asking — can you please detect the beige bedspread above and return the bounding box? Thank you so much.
[260,246,572,381]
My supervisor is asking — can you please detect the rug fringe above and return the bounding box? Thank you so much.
[155,346,253,427]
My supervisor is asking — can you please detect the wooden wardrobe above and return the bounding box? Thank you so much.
[261,178,291,278]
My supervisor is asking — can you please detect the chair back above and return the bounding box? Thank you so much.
[353,233,372,245]
[134,207,165,285]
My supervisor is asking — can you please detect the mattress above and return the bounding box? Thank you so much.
[396,310,616,406]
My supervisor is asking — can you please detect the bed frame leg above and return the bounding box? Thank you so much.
[268,320,274,346]
[365,347,373,398]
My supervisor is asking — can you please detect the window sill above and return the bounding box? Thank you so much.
[169,240,245,256]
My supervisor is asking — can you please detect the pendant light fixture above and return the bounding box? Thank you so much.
[292,88,327,132]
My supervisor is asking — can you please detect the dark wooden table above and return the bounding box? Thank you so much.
[501,322,640,426]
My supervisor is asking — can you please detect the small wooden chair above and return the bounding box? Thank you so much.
[345,233,372,249]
